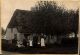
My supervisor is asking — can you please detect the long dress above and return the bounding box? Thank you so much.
[41,38,45,46]
[29,40,33,46]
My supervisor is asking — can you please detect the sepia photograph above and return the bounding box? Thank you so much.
[1,0,79,54]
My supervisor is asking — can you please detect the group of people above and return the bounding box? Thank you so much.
[12,33,46,48]
[12,32,75,48]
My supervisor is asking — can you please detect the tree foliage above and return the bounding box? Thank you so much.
[30,1,79,35]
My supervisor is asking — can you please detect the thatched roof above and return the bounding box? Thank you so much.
[7,9,33,33]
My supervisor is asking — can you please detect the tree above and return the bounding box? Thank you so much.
[31,1,79,36]
[1,27,5,36]
[31,1,67,35]
[69,9,79,36]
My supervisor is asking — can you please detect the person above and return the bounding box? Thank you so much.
[23,39,27,47]
[33,35,38,47]
[41,37,45,47]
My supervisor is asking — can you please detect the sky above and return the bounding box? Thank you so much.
[1,0,79,29]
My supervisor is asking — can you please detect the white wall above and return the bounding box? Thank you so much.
[5,28,18,40]
[5,28,13,40]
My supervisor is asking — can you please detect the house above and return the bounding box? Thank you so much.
[4,9,77,47]
[4,9,32,47]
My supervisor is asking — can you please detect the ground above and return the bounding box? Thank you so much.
[2,37,78,54]
[2,44,78,54]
